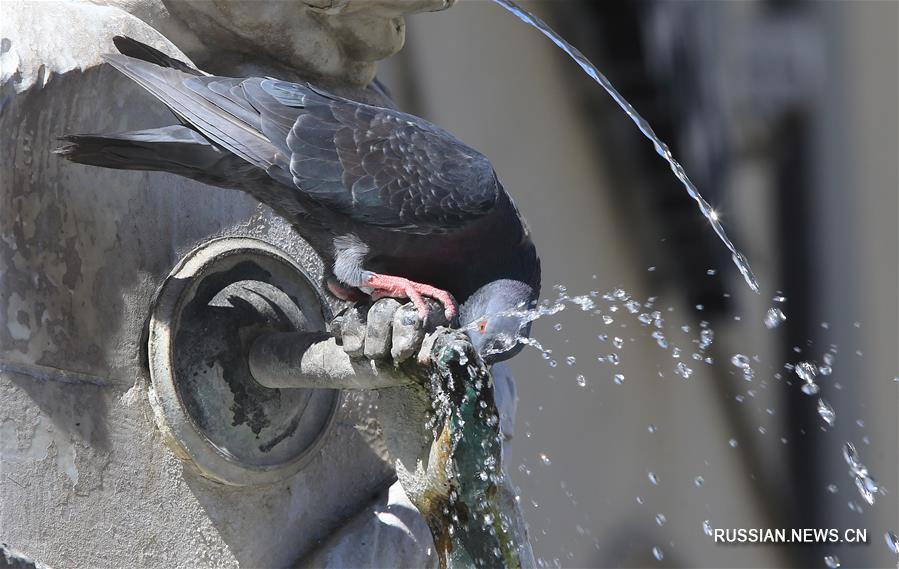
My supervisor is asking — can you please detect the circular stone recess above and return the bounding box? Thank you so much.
[148,237,337,486]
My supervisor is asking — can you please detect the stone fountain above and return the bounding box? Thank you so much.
[1,1,531,566]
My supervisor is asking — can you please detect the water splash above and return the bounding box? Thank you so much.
[491,0,760,293]
[817,399,836,427]
[843,442,879,506]
[764,307,786,329]
[472,282,890,562]
[796,361,821,395]
[886,531,899,556]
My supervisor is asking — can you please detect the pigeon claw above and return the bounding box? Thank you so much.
[366,273,457,321]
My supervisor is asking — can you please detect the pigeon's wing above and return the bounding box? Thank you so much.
[101,54,286,173]
[101,50,498,234]
[112,36,205,77]
[251,80,500,235]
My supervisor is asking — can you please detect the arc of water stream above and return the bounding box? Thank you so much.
[492,0,761,294]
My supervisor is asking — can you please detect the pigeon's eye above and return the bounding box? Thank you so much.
[478,320,488,334]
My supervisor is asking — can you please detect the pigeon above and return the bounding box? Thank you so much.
[57,37,541,363]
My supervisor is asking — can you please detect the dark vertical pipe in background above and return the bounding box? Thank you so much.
[774,110,823,568]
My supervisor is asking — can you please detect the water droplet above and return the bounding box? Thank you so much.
[675,362,693,379]
[648,424,657,433]
[706,269,716,276]
[549,360,558,368]
[651,331,668,349]
[576,524,587,536]
[539,453,552,466]
[566,356,576,366]
[647,266,657,272]
[576,375,586,387]
[885,531,898,555]
[801,382,820,396]
[655,513,667,526]
[856,419,865,428]
[703,520,713,536]
[648,471,659,485]
[699,328,714,351]
[613,337,624,349]
[553,323,563,331]
[652,546,664,561]
[824,555,841,568]
[731,354,750,368]
[796,361,817,382]
[817,399,836,426]
[729,438,738,448]
[613,373,625,385]
[855,475,878,505]
[764,307,786,329]
[602,315,614,325]
[843,443,864,474]
[636,496,645,505]
[694,476,704,488]
[773,295,787,303]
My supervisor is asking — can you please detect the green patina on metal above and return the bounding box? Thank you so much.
[421,333,524,569]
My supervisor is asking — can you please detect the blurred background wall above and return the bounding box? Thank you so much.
[382,1,898,567]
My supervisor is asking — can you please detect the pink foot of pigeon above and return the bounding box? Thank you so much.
[365,273,457,321]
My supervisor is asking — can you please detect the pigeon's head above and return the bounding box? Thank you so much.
[460,279,538,365]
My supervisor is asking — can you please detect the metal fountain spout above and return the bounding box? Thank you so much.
[147,237,534,568]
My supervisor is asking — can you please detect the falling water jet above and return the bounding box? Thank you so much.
[490,0,761,293]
